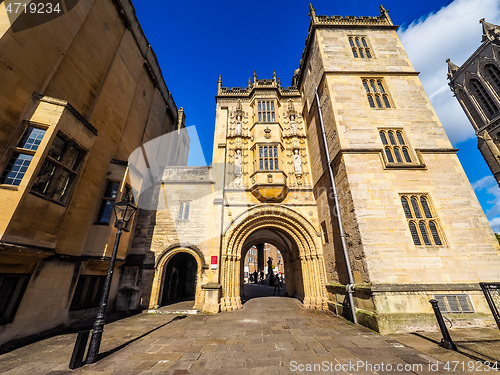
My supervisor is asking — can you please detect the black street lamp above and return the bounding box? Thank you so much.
[86,197,137,364]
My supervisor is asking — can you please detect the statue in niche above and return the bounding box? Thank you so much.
[294,149,302,174]
[235,115,242,135]
[234,149,242,176]
[290,115,296,134]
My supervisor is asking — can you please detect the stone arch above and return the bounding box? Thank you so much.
[151,246,205,309]
[464,71,500,121]
[220,205,327,312]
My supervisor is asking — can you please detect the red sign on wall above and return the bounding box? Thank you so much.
[211,256,218,269]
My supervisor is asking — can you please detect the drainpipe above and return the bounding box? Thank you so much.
[315,88,357,324]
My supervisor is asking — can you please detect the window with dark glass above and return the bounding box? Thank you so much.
[96,181,120,223]
[469,78,498,118]
[401,194,443,246]
[0,126,46,186]
[379,130,412,164]
[70,275,106,310]
[363,79,391,108]
[258,145,279,171]
[349,36,372,59]
[0,274,30,324]
[257,101,275,123]
[31,132,85,204]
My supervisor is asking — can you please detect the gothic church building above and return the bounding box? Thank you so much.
[128,5,500,333]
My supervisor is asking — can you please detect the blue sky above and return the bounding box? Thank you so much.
[133,0,500,231]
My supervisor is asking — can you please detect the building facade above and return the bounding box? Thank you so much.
[0,0,188,346]
[448,19,500,186]
[129,5,500,334]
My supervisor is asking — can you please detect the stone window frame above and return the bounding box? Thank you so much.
[0,273,31,324]
[379,129,413,165]
[257,100,276,123]
[400,193,444,246]
[362,78,392,109]
[30,131,86,206]
[0,124,47,187]
[467,77,499,120]
[69,275,106,311]
[257,144,279,171]
[94,180,120,224]
[348,36,373,59]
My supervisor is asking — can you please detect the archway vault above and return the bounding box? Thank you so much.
[150,246,205,310]
[220,205,328,311]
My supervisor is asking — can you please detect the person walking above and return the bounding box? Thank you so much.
[273,273,282,296]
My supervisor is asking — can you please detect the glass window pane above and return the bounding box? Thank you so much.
[274,146,277,157]
[355,38,361,47]
[352,49,358,58]
[97,200,114,223]
[377,81,385,93]
[104,181,120,199]
[375,95,383,108]
[178,204,183,220]
[48,135,66,161]
[267,102,270,111]
[409,222,421,245]
[383,95,391,108]
[184,203,190,220]
[258,113,262,122]
[264,159,268,170]
[385,148,394,162]
[271,102,274,110]
[1,153,33,186]
[50,170,72,202]
[366,49,372,58]
[420,197,432,218]
[419,221,431,245]
[349,37,354,47]
[411,197,422,218]
[429,221,442,245]
[370,81,377,92]
[401,197,412,218]
[359,49,365,58]
[31,160,56,193]
[259,147,263,157]
[272,113,275,122]
[363,81,370,93]
[258,102,261,111]
[394,148,402,163]
[18,127,46,151]
[380,132,388,145]
[388,132,396,145]
[361,38,368,47]
[275,159,279,170]
[269,161,273,170]
[368,96,375,107]
[396,132,405,145]
[402,148,411,163]
[264,147,268,157]
[260,160,263,170]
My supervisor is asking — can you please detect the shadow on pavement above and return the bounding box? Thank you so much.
[411,332,500,365]
[93,315,188,363]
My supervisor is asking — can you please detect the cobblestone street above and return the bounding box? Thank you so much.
[2,285,494,374]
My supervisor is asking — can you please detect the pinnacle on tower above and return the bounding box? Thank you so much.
[446,59,459,79]
[308,3,316,19]
[480,18,500,42]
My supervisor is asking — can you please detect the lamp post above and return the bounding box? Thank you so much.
[86,197,137,364]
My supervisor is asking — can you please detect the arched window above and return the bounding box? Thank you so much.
[401,194,444,246]
[469,78,498,118]
[379,129,412,164]
[363,79,391,108]
[349,36,372,59]
[457,89,483,129]
[485,64,500,94]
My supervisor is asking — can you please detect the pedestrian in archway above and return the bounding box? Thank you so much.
[273,273,282,296]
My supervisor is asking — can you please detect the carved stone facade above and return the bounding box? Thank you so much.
[448,19,500,186]
[129,6,500,333]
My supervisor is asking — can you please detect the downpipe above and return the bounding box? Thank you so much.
[315,87,357,324]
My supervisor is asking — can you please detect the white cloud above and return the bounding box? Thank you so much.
[471,175,496,190]
[398,0,500,146]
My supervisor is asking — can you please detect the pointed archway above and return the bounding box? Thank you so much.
[220,205,327,311]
